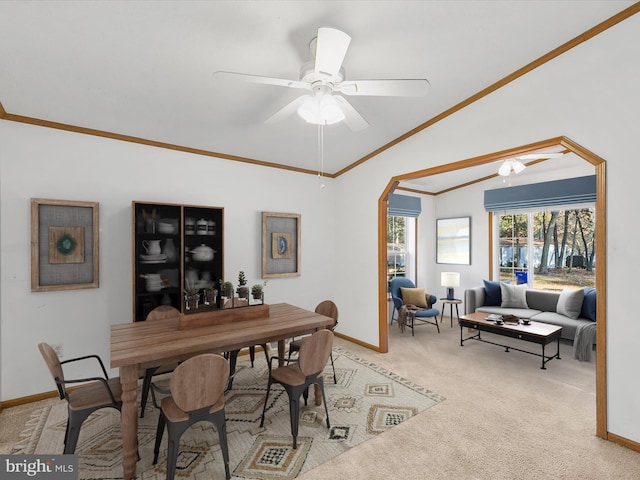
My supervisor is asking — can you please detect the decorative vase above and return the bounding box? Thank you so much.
[163,238,177,262]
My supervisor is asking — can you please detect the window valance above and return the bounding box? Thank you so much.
[484,175,596,212]
[388,193,422,217]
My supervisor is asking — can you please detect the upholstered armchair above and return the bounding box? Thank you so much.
[389,277,440,335]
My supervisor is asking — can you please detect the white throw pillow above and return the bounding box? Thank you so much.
[556,287,585,319]
[500,283,529,308]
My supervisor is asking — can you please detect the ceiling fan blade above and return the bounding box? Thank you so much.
[517,152,564,161]
[512,159,526,174]
[264,95,308,125]
[314,28,351,77]
[339,79,430,97]
[498,161,513,176]
[213,71,310,91]
[333,96,369,131]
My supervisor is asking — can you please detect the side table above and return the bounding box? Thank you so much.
[439,298,462,327]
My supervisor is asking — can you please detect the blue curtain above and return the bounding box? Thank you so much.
[484,175,596,212]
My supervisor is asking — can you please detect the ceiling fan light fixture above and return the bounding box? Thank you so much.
[498,160,512,176]
[297,93,345,125]
[498,159,526,176]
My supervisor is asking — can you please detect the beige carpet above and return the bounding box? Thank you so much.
[300,319,640,479]
[4,316,640,479]
[10,347,442,479]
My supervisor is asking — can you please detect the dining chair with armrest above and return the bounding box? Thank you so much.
[153,353,231,480]
[38,342,123,454]
[260,329,333,449]
[288,300,338,383]
[389,277,440,335]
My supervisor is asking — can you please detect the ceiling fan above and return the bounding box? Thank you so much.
[213,27,430,131]
[498,153,565,177]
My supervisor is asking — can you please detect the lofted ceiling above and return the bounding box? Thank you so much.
[0,1,635,190]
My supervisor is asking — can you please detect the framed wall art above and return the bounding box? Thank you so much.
[262,212,301,278]
[436,216,471,265]
[31,198,99,292]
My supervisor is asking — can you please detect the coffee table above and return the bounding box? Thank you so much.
[459,311,562,369]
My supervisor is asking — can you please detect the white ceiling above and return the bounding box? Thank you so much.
[0,1,633,189]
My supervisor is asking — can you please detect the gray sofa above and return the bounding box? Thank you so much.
[464,284,596,342]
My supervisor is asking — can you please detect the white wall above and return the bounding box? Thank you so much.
[0,121,336,400]
[1,10,639,445]
[332,14,640,443]
[429,158,596,305]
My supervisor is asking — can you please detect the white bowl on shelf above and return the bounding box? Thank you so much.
[157,222,176,234]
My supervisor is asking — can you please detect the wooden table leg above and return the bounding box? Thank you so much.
[120,365,139,480]
[277,339,285,367]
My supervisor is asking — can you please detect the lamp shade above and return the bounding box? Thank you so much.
[297,94,345,125]
[441,272,460,287]
[441,272,460,301]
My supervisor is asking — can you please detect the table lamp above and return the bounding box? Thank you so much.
[441,272,460,300]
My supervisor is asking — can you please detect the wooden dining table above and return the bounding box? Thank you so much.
[110,302,335,480]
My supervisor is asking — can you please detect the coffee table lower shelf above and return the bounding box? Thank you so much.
[459,315,562,369]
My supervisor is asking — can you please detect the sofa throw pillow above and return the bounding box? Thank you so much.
[483,280,502,306]
[557,287,585,319]
[500,283,528,308]
[580,287,597,321]
[400,287,428,308]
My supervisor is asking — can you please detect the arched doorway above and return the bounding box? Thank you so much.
[377,135,607,438]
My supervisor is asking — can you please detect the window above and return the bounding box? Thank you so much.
[498,213,529,284]
[496,208,595,290]
[387,216,407,283]
[387,193,419,287]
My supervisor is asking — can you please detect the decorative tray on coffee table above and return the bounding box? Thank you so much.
[501,314,521,324]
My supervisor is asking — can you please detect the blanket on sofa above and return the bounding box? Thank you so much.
[573,322,597,361]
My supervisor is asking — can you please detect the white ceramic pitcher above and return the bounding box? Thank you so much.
[142,239,162,255]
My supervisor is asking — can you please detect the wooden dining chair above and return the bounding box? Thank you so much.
[260,329,334,449]
[140,305,181,418]
[153,353,231,480]
[227,299,271,368]
[288,300,338,383]
[38,342,123,454]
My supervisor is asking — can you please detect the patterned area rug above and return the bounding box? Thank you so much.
[12,347,444,479]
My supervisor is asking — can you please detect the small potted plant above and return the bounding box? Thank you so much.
[204,285,218,305]
[237,271,249,299]
[184,283,200,311]
[221,280,234,298]
[251,280,267,300]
